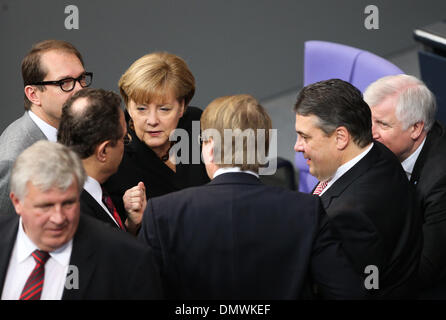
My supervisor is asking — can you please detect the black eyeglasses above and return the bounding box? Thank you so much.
[30,72,93,92]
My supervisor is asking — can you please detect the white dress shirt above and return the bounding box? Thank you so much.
[28,110,58,142]
[319,143,374,196]
[1,218,72,300]
[83,176,120,227]
[213,167,260,179]
[401,137,426,181]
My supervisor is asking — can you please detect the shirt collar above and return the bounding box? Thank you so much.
[16,217,72,267]
[401,137,426,180]
[320,143,374,195]
[28,110,58,142]
[83,176,103,204]
[213,167,260,179]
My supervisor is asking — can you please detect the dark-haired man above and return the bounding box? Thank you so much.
[58,88,143,235]
[294,79,422,298]
[0,40,92,217]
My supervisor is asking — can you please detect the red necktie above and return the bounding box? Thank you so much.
[101,187,125,230]
[20,250,50,300]
[313,180,329,196]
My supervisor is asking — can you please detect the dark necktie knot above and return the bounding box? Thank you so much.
[31,250,50,265]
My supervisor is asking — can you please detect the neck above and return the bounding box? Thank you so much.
[151,142,172,160]
[399,132,427,162]
[30,105,59,128]
[339,142,372,167]
[82,159,107,185]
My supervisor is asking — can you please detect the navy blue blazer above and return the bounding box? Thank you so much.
[139,172,365,299]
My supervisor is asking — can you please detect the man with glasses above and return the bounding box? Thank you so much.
[0,40,92,217]
[58,88,143,235]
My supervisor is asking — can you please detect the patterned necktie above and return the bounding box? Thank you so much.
[313,180,329,196]
[101,186,125,230]
[20,250,50,300]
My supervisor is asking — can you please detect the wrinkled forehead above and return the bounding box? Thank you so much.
[370,95,398,120]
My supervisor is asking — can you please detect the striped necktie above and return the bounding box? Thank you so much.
[20,250,50,300]
[101,186,125,230]
[313,180,330,196]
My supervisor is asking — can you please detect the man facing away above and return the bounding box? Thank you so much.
[0,40,92,217]
[139,94,366,299]
[364,74,446,298]
[0,141,162,300]
[294,79,422,298]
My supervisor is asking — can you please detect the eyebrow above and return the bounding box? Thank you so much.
[54,71,86,81]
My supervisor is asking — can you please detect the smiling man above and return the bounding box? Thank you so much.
[364,74,446,298]
[294,79,422,298]
[0,141,162,300]
[0,40,92,217]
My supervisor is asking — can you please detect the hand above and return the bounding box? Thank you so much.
[123,182,146,235]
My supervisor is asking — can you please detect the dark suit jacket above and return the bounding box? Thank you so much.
[319,142,423,298]
[104,106,210,221]
[410,121,446,297]
[0,214,162,300]
[139,172,366,299]
[80,189,121,231]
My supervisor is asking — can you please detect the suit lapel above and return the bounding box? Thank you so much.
[22,112,47,142]
[62,215,97,300]
[410,121,444,185]
[320,143,378,209]
[80,189,120,229]
[0,215,20,293]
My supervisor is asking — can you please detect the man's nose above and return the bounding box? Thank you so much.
[294,135,304,152]
[49,205,65,224]
[372,123,380,140]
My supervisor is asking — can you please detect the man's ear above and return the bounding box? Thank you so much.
[24,85,42,106]
[410,121,425,140]
[96,140,110,162]
[10,192,23,217]
[202,138,214,164]
[334,126,349,150]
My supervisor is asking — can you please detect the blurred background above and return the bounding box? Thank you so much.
[1,0,445,165]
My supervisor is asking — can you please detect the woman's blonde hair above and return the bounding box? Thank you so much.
[119,52,195,108]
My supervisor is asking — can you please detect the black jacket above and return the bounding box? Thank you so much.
[411,121,446,297]
[139,172,366,299]
[320,142,423,298]
[0,214,162,299]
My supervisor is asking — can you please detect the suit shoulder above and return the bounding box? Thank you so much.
[79,215,149,253]
[0,114,44,160]
[149,182,321,218]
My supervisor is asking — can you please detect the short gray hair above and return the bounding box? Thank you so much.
[364,74,437,131]
[10,141,87,201]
